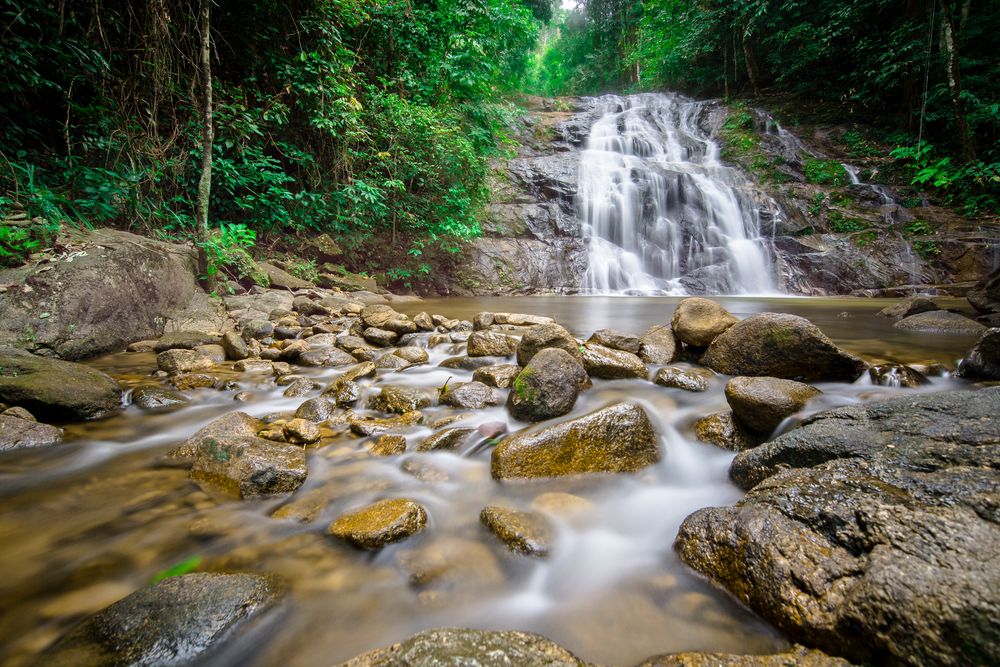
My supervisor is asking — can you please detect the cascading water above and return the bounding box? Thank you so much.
[578,93,776,295]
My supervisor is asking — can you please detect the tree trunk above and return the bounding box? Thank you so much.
[196,0,216,291]
[940,0,975,161]
[742,32,760,96]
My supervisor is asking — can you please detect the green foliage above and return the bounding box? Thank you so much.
[827,212,867,233]
[902,219,941,260]
[891,142,1000,216]
[805,159,849,186]
[287,258,319,283]
[152,555,203,583]
[808,192,825,217]
[197,223,258,283]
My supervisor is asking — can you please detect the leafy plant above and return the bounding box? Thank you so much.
[197,222,258,283]
[805,159,849,186]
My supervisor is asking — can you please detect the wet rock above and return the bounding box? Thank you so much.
[653,365,713,392]
[363,327,397,347]
[440,381,500,409]
[292,295,328,316]
[400,458,450,482]
[394,347,429,364]
[0,348,122,420]
[480,505,554,558]
[580,343,648,379]
[957,327,1000,380]
[637,645,853,666]
[240,319,274,340]
[194,344,226,363]
[349,411,423,436]
[297,346,358,367]
[893,310,986,335]
[283,377,320,398]
[507,348,588,422]
[335,627,583,667]
[413,312,434,330]
[0,414,63,451]
[272,325,300,340]
[374,353,411,371]
[494,312,555,327]
[1,405,34,420]
[868,363,931,388]
[671,297,739,347]
[516,323,580,366]
[967,266,1000,314]
[693,411,764,451]
[294,397,338,422]
[169,373,218,391]
[586,328,641,354]
[360,304,400,329]
[638,324,679,364]
[877,295,939,319]
[438,355,499,371]
[370,434,407,456]
[41,573,285,667]
[530,492,594,519]
[417,427,477,452]
[677,387,1000,667]
[283,418,321,445]
[329,380,360,406]
[154,331,220,352]
[493,401,659,479]
[397,538,504,590]
[279,339,310,360]
[235,359,273,373]
[477,421,508,441]
[220,331,250,360]
[126,340,157,353]
[701,313,867,382]
[473,363,521,388]
[724,376,822,435]
[132,386,189,410]
[467,331,518,357]
[368,386,435,414]
[330,361,377,386]
[157,348,215,375]
[327,498,427,550]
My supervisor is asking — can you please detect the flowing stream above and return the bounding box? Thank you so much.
[0,296,981,667]
[579,94,776,295]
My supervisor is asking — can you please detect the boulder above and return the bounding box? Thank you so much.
[349,411,423,437]
[516,323,580,366]
[480,505,554,558]
[653,366,713,392]
[393,347,429,364]
[294,397,338,423]
[41,573,285,667]
[368,386,435,414]
[638,324,678,364]
[493,401,659,480]
[724,376,822,435]
[473,363,521,388]
[671,298,739,347]
[438,355,500,371]
[297,346,358,367]
[586,328,641,354]
[580,343,647,379]
[360,304,400,329]
[153,331,220,352]
[868,363,930,388]
[0,414,63,451]
[412,312,434,330]
[701,313,867,382]
[0,348,121,420]
[220,331,250,360]
[877,295,939,319]
[417,427,477,452]
[676,387,1000,667]
[894,310,987,335]
[467,331,518,357]
[957,328,1000,380]
[131,386,189,410]
[440,381,500,409]
[156,349,215,375]
[327,498,427,549]
[304,232,343,262]
[967,266,1000,314]
[258,261,313,289]
[507,348,588,422]
[692,411,764,451]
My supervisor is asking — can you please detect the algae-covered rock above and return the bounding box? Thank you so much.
[507,348,588,423]
[480,505,554,558]
[0,348,122,420]
[328,498,427,549]
[369,434,407,456]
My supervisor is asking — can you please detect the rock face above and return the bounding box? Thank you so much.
[893,310,986,335]
[671,298,739,347]
[42,573,285,666]
[337,627,584,667]
[507,348,588,422]
[701,313,867,382]
[0,229,198,359]
[724,376,822,435]
[493,401,659,479]
[0,348,121,420]
[480,505,554,557]
[328,498,427,549]
[676,387,1000,667]
[0,414,62,451]
[516,323,580,366]
[957,328,1000,380]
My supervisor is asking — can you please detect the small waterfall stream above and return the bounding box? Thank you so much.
[578,93,776,295]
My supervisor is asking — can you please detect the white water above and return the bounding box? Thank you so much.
[578,93,776,295]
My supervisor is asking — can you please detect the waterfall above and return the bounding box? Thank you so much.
[577,93,776,295]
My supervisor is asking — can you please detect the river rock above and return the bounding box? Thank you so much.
[360,304,400,329]
[637,645,852,666]
[671,298,739,347]
[638,324,678,364]
[957,328,1000,380]
[282,377,319,398]
[473,363,521,388]
[331,361,377,386]
[0,414,63,451]
[292,295,328,316]
[294,397,337,422]
[336,628,583,667]
[195,344,226,363]
[440,381,500,409]
[234,359,273,373]
[701,313,867,382]
[876,295,939,319]
[41,573,285,667]
[258,261,313,289]
[370,434,407,456]
[507,348,588,422]
[893,310,986,335]
[493,401,659,479]
[327,498,427,549]
[724,376,822,435]
[516,323,580,366]
[467,331,518,357]
[349,411,423,436]
[375,353,411,371]
[396,537,504,591]
[438,355,499,371]
[393,347,429,364]
[417,427,477,452]
[368,386,435,414]
[170,373,218,391]
[585,328,641,354]
[692,411,764,451]
[132,386,189,410]
[580,343,647,379]
[283,418,320,445]
[298,346,358,367]
[240,319,274,340]
[653,365,713,392]
[0,348,121,420]
[153,331,220,352]
[868,363,930,388]
[676,387,1000,666]
[328,380,360,406]
[480,505,554,557]
[363,327,398,347]
[412,312,434,330]
[156,348,215,375]
[220,331,250,360]
[967,266,1000,314]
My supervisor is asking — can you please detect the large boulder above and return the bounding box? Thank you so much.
[586,328,640,354]
[701,313,867,382]
[257,261,313,289]
[876,295,939,319]
[957,328,1000,380]
[467,331,518,357]
[507,348,588,422]
[724,376,822,435]
[671,298,739,347]
[0,348,121,420]
[893,310,986,335]
[41,573,285,666]
[0,413,62,451]
[327,498,427,549]
[676,387,1000,666]
[0,229,197,359]
[493,401,659,480]
[580,343,647,379]
[967,266,1000,314]
[638,324,678,364]
[516,323,580,366]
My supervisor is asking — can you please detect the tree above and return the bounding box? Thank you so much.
[195,0,215,290]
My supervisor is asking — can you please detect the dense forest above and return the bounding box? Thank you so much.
[1,0,998,285]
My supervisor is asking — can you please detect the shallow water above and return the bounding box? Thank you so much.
[0,296,983,666]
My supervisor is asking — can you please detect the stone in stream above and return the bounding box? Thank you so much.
[375,353,411,371]
[349,410,424,437]
[220,331,250,360]
[967,266,1000,314]
[396,537,505,590]
[580,343,648,379]
[480,505,555,558]
[957,327,1000,380]
[169,373,218,391]
[466,330,518,357]
[676,387,1000,667]
[893,309,986,335]
[294,397,337,422]
[327,498,427,549]
[282,418,320,445]
[586,328,641,354]
[41,573,286,667]
[131,385,189,410]
[671,297,739,347]
[234,359,273,373]
[282,377,320,398]
[653,365,713,392]
[438,355,500,371]
[867,363,930,388]
[692,411,764,452]
[0,348,122,421]
[638,324,679,364]
[363,327,398,347]
[360,304,400,329]
[368,386,435,414]
[297,346,358,367]
[329,380,360,407]
[493,401,659,480]
[700,313,867,382]
[369,434,407,456]
[156,348,216,375]
[417,427,477,452]
[724,376,822,435]
[515,323,581,366]
[507,348,589,423]
[0,414,63,451]
[636,646,852,666]
[473,363,521,388]
[153,330,221,352]
[412,311,434,330]
[393,347,429,364]
[439,381,501,409]
[876,294,939,319]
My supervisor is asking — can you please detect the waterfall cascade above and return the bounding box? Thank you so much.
[578,93,776,295]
